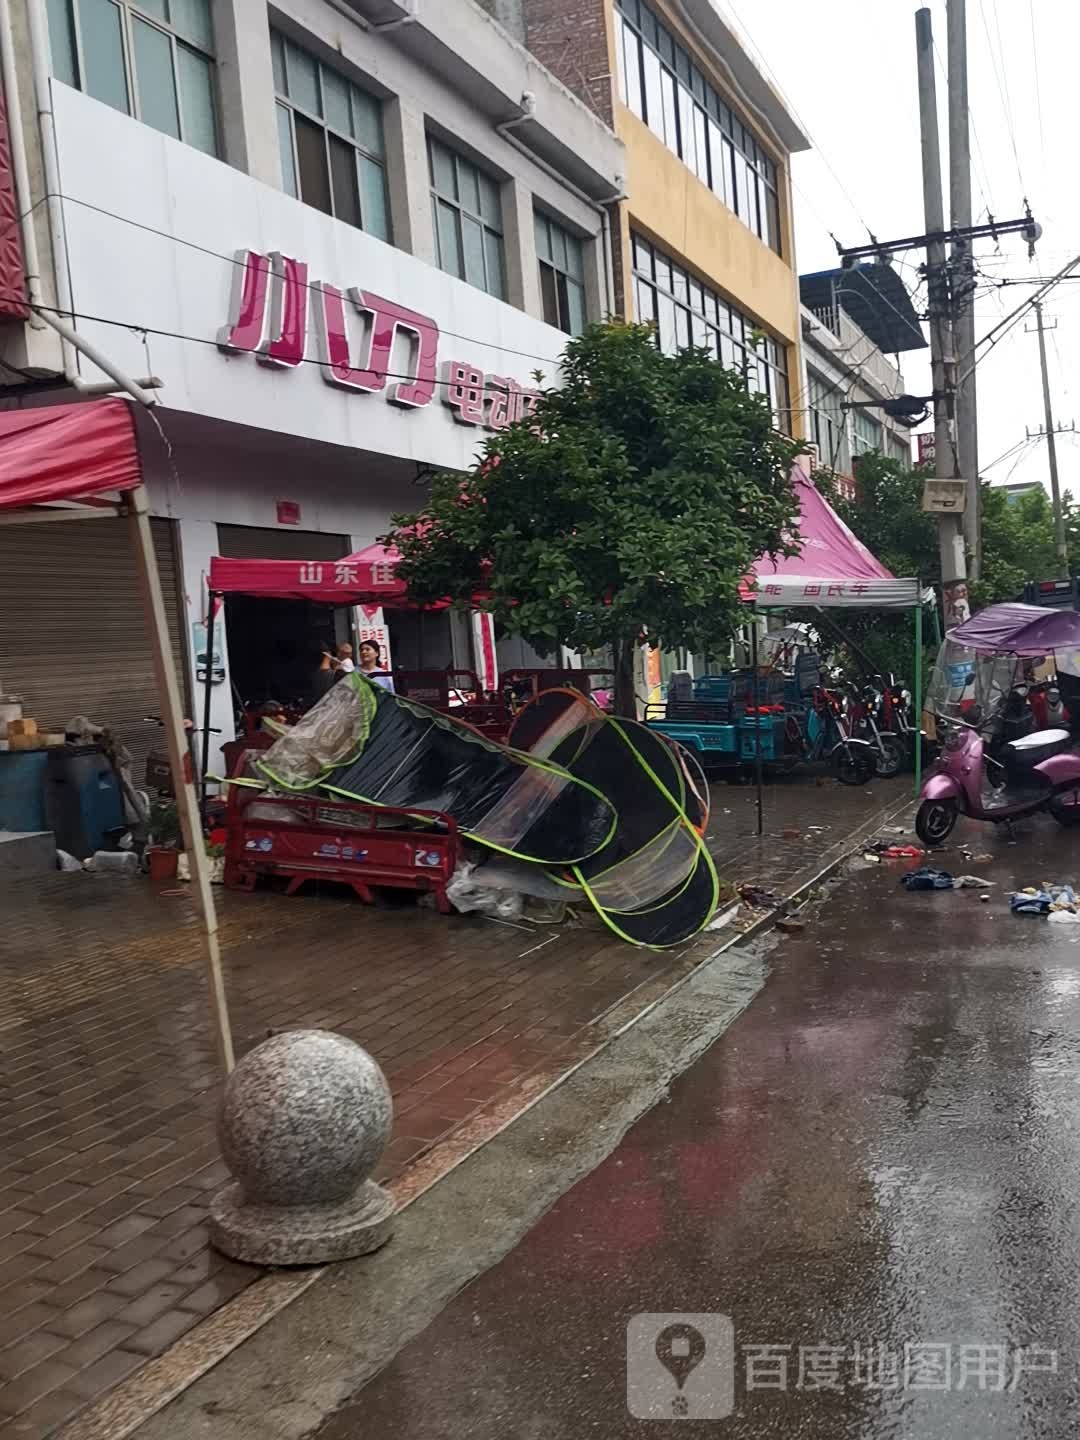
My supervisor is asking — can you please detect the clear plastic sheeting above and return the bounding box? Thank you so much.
[257,678,376,789]
[253,673,717,947]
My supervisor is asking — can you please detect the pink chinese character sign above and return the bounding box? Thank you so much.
[219,250,540,432]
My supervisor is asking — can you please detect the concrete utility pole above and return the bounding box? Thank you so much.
[1032,298,1069,576]
[947,0,980,580]
[916,7,969,625]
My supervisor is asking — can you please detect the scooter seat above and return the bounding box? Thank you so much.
[1005,728,1072,767]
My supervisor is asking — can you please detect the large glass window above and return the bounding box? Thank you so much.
[632,232,790,430]
[535,212,587,336]
[808,370,849,471]
[272,31,391,243]
[614,0,782,254]
[852,408,883,458]
[428,137,504,300]
[47,0,218,154]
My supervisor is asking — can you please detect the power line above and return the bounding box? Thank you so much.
[1029,0,1046,161]
[718,0,879,244]
[48,191,568,374]
[977,0,1025,192]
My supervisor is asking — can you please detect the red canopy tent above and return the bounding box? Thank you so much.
[209,540,410,606]
[0,398,234,1071]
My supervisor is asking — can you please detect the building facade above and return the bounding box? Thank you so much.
[486,0,809,437]
[0,0,624,770]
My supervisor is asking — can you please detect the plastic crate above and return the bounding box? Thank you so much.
[739,715,786,761]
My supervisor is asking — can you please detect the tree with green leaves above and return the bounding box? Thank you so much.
[817,451,1072,682]
[386,321,802,714]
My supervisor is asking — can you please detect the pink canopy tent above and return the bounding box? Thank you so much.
[744,466,921,609]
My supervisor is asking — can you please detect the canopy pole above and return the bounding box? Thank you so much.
[751,620,764,837]
[127,488,234,1073]
[914,599,924,797]
[200,587,218,822]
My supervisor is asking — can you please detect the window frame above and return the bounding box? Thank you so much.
[271,29,391,243]
[428,135,505,300]
[535,210,587,336]
[631,232,790,431]
[614,0,782,255]
[51,0,219,155]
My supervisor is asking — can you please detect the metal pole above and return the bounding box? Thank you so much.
[917,7,969,626]
[1033,298,1069,576]
[200,587,217,821]
[751,620,763,838]
[914,599,924,797]
[947,0,980,579]
[128,488,234,1073]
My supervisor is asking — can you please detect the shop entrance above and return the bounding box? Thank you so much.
[216,526,350,708]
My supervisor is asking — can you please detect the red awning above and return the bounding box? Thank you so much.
[209,540,409,605]
[0,398,142,509]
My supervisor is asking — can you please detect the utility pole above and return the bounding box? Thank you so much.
[1032,298,1069,576]
[916,7,969,625]
[947,0,979,580]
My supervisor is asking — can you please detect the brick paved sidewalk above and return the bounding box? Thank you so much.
[0,772,905,1438]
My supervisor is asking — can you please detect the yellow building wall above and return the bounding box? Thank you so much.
[603,0,806,437]
[619,107,800,348]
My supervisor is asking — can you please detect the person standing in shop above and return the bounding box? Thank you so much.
[357,640,395,693]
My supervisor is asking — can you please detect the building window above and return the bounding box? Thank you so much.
[429,137,504,299]
[272,31,390,242]
[631,233,790,431]
[47,0,218,155]
[852,409,883,458]
[614,0,781,254]
[535,212,586,335]
[808,370,849,472]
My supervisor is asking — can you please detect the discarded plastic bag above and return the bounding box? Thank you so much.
[953,875,995,889]
[901,867,954,891]
[883,845,925,859]
[1049,909,1080,925]
[83,850,138,876]
[56,850,81,873]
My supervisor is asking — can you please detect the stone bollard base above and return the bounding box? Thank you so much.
[209,1178,396,1266]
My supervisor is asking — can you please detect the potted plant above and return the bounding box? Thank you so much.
[146,799,182,883]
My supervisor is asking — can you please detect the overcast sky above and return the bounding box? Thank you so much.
[721,0,1079,496]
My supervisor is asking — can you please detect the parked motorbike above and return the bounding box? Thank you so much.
[916,601,1080,845]
[916,715,1080,844]
[851,682,904,779]
[806,686,876,786]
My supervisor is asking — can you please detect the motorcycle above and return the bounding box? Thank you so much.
[851,682,904,779]
[805,685,876,786]
[916,602,1080,845]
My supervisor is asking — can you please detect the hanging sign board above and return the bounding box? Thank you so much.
[921,479,968,513]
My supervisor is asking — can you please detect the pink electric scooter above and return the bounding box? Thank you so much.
[916,717,1080,845]
[916,602,1080,846]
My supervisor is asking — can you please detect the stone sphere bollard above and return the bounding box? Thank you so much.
[209,1029,395,1265]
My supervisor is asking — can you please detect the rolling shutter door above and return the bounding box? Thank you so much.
[0,517,187,776]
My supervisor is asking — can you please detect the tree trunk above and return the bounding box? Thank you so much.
[612,637,637,717]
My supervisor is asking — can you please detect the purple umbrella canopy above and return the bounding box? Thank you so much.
[947,603,1080,655]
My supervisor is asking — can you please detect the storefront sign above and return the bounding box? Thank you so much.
[218,251,542,432]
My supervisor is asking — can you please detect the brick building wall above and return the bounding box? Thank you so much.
[520,0,614,125]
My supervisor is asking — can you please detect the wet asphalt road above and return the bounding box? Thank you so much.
[322,811,1080,1439]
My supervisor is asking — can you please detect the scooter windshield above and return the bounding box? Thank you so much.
[926,641,1024,726]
